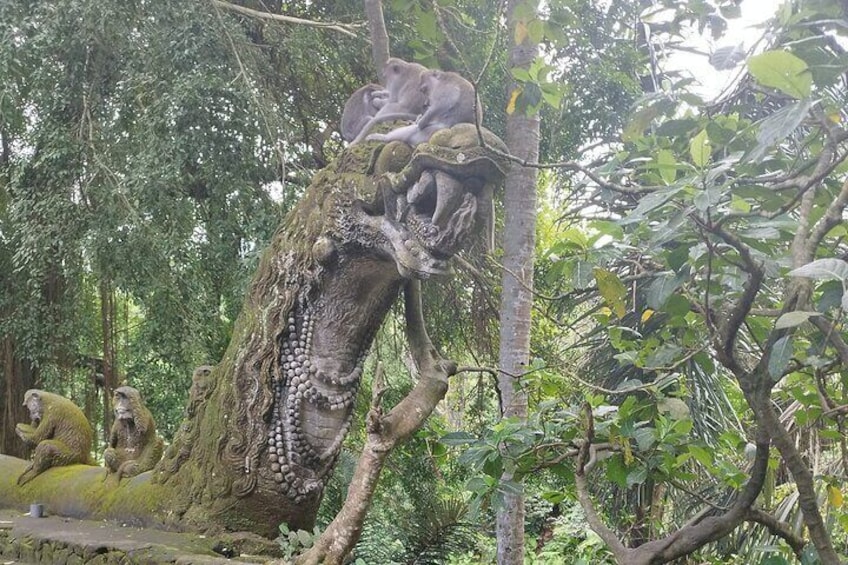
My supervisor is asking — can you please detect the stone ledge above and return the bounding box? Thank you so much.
[0,510,271,564]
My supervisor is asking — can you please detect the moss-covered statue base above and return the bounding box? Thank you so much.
[0,455,282,560]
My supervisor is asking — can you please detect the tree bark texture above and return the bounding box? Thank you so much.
[496,1,541,563]
[1,338,37,459]
[363,0,390,73]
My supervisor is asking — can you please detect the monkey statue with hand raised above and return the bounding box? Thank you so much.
[350,57,428,143]
[15,389,95,485]
[366,69,481,147]
[104,386,164,481]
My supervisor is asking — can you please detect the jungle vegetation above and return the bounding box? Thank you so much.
[1,0,847,563]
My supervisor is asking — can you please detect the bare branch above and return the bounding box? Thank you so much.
[211,0,361,37]
[746,508,806,560]
[808,175,848,254]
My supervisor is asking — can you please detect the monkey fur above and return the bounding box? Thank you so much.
[104,386,164,481]
[351,57,428,144]
[341,83,387,142]
[366,69,481,147]
[15,389,95,485]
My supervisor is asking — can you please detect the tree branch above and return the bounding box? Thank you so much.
[745,508,806,560]
[573,412,772,565]
[211,0,361,37]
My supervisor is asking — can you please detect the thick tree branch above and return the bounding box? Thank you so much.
[573,409,772,565]
[745,508,806,560]
[808,175,848,254]
[744,386,842,564]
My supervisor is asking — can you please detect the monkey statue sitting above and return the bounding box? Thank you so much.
[15,389,95,486]
[103,386,164,481]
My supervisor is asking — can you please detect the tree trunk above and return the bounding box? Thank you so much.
[100,278,117,443]
[495,1,541,562]
[1,337,37,458]
[363,0,390,73]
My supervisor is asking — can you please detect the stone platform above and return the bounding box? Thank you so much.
[0,509,274,564]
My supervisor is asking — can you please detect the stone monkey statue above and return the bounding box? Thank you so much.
[366,69,481,146]
[350,57,428,144]
[15,389,94,485]
[104,386,164,480]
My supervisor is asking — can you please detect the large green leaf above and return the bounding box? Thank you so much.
[747,50,812,99]
[689,129,711,167]
[789,258,848,281]
[747,98,813,162]
[775,311,820,329]
[656,149,678,184]
[768,336,794,381]
[647,272,682,309]
[594,268,627,318]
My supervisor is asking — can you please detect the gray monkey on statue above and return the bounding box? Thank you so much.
[340,83,387,143]
[365,69,481,146]
[350,57,428,143]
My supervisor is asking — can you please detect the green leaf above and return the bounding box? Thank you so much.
[689,129,711,167]
[626,466,647,488]
[622,98,675,142]
[647,272,681,309]
[658,397,691,420]
[768,336,793,381]
[528,19,545,44]
[761,556,791,565]
[775,311,820,329]
[440,431,477,446]
[688,445,713,469]
[789,258,848,281]
[747,50,812,99]
[656,149,677,184]
[622,187,682,223]
[747,98,813,162]
[594,268,627,318]
[296,529,314,547]
[606,455,628,488]
[664,294,691,317]
[633,427,656,451]
[541,490,567,504]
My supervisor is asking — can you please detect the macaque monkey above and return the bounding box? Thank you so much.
[366,69,481,146]
[351,57,428,144]
[340,83,387,142]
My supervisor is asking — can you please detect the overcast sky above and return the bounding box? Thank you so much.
[669,0,782,99]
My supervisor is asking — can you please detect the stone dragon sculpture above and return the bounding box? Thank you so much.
[155,123,509,533]
[0,124,508,539]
